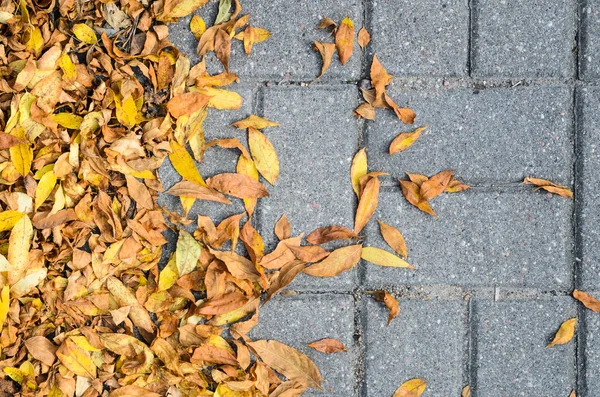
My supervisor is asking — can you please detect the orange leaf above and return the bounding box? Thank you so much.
[389,126,428,154]
[313,41,336,80]
[306,225,359,245]
[378,220,408,258]
[420,170,454,202]
[393,378,427,397]
[307,338,347,354]
[573,290,600,312]
[547,318,577,347]
[371,291,400,325]
[206,173,270,199]
[304,244,362,277]
[354,176,380,233]
[335,17,354,65]
[358,27,371,49]
[354,103,376,120]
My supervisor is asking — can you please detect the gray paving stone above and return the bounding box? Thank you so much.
[257,85,359,291]
[249,294,355,396]
[473,298,577,395]
[580,87,600,289]
[169,0,363,80]
[370,0,469,77]
[472,0,576,78]
[363,189,573,288]
[584,302,600,395]
[580,1,600,80]
[367,85,573,185]
[363,298,465,396]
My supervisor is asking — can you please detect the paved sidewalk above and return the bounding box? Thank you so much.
[163,0,600,395]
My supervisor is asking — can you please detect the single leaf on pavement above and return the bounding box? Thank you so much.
[547,318,577,347]
[304,244,362,277]
[275,214,291,240]
[316,17,337,31]
[232,115,280,130]
[378,220,408,258]
[248,340,322,389]
[385,93,416,124]
[371,290,399,325]
[307,338,347,354]
[389,126,428,154]
[361,247,414,269]
[523,176,573,198]
[573,290,600,312]
[354,103,376,120]
[306,225,359,245]
[354,176,380,233]
[462,385,471,397]
[313,41,336,80]
[335,17,354,65]
[393,378,427,397]
[358,27,371,49]
[351,148,368,197]
[248,127,279,185]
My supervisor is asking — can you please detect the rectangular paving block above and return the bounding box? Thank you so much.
[257,85,358,291]
[584,302,600,395]
[580,1,600,80]
[362,189,573,288]
[473,298,577,395]
[580,87,600,289]
[249,294,356,396]
[363,297,465,396]
[367,85,573,185]
[472,0,576,77]
[370,0,468,77]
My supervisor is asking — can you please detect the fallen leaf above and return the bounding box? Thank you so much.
[461,385,471,397]
[385,94,416,124]
[304,244,362,277]
[265,260,306,304]
[207,173,270,198]
[56,338,96,378]
[351,148,368,197]
[166,180,231,204]
[307,338,347,354]
[354,103,376,120]
[0,286,8,330]
[523,177,573,198]
[72,23,97,45]
[248,340,322,389]
[232,115,280,130]
[370,55,393,107]
[7,215,33,285]
[190,15,206,39]
[215,28,231,72]
[357,27,371,49]
[371,290,399,325]
[354,175,380,233]
[361,247,414,269]
[176,230,201,277]
[235,25,271,55]
[0,211,25,232]
[167,92,210,118]
[313,41,336,80]
[288,245,329,263]
[547,318,577,347]
[389,127,428,154]
[316,17,337,31]
[378,220,408,258]
[445,179,471,193]
[335,17,354,65]
[573,290,600,312]
[275,215,291,240]
[306,225,359,245]
[248,127,279,185]
[399,179,436,216]
[420,170,454,202]
[25,336,57,366]
[393,378,427,397]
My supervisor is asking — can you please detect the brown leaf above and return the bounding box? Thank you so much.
[371,290,400,325]
[265,260,306,304]
[335,17,354,65]
[205,138,251,159]
[461,385,471,397]
[25,336,57,366]
[370,55,393,106]
[307,338,347,354]
[354,176,380,233]
[288,245,329,263]
[385,93,416,124]
[316,17,337,31]
[547,317,577,347]
[260,236,303,270]
[304,244,362,277]
[248,340,322,389]
[393,379,427,397]
[306,225,359,245]
[125,175,154,210]
[378,220,408,258]
[275,214,291,240]
[167,92,210,118]
[106,276,155,335]
[206,173,270,199]
[399,179,436,216]
[357,26,371,49]
[209,248,263,284]
[445,178,471,193]
[270,381,307,397]
[313,41,336,80]
[197,292,249,315]
[389,126,428,154]
[0,134,25,149]
[354,103,376,120]
[166,180,232,204]
[523,176,573,198]
[420,170,454,202]
[573,290,600,312]
[215,28,231,72]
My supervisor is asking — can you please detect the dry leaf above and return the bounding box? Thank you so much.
[420,170,454,202]
[393,378,427,397]
[371,291,399,325]
[313,41,336,80]
[361,247,414,269]
[306,225,359,245]
[176,230,201,277]
[248,340,322,389]
[351,148,368,197]
[265,260,306,304]
[354,103,376,120]
[248,127,279,185]
[232,115,280,130]
[335,17,354,65]
[72,23,98,45]
[354,175,380,233]
[378,220,408,258]
[573,290,600,312]
[461,385,471,397]
[547,318,577,347]
[304,244,362,277]
[317,17,337,31]
[446,179,471,193]
[399,179,436,217]
[207,173,270,198]
[25,336,57,366]
[166,180,231,204]
[358,27,371,49]
[389,126,428,154]
[385,94,416,124]
[307,338,347,354]
[523,177,573,198]
[275,215,291,240]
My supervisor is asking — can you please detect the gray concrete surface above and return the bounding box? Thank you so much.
[161,0,598,394]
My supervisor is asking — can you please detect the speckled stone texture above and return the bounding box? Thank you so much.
[363,189,573,288]
[366,85,573,185]
[472,0,576,78]
[370,0,469,77]
[249,294,356,396]
[580,0,600,80]
[473,298,577,395]
[584,302,600,394]
[363,298,465,396]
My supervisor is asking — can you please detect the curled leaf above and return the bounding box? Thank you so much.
[371,290,399,325]
[313,41,336,80]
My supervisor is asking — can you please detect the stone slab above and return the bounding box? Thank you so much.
[366,85,573,185]
[362,189,573,288]
[581,1,600,80]
[249,294,356,396]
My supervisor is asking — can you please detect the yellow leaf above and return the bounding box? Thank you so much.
[196,87,243,110]
[354,176,379,233]
[190,15,206,39]
[7,215,33,286]
[0,286,10,330]
[169,140,206,185]
[159,254,178,291]
[232,115,279,130]
[176,230,201,277]
[547,317,577,347]
[10,142,32,176]
[335,17,355,65]
[52,113,83,129]
[393,379,427,397]
[248,127,279,185]
[351,148,367,198]
[161,0,210,20]
[116,96,140,128]
[24,26,43,56]
[72,23,97,45]
[361,247,415,269]
[35,170,56,210]
[58,53,77,83]
[0,210,25,232]
[389,126,428,154]
[237,155,259,217]
[69,336,101,352]
[56,338,97,378]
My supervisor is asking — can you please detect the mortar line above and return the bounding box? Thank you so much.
[251,85,266,232]
[467,297,479,396]
[575,0,582,81]
[572,85,587,394]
